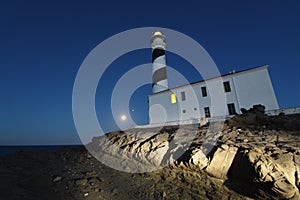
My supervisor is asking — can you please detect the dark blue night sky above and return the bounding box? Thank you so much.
[1,0,299,145]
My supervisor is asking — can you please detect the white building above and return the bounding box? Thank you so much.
[148,31,279,125]
[149,65,279,124]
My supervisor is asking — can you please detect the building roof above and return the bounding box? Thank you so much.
[149,65,269,96]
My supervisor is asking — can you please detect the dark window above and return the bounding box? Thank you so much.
[194,107,197,111]
[181,91,186,101]
[201,86,207,97]
[227,103,236,115]
[223,81,231,92]
[182,109,186,113]
[204,107,211,118]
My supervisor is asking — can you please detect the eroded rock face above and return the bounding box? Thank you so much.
[294,154,300,190]
[87,108,300,199]
[88,128,199,172]
[205,145,238,179]
[189,149,208,170]
[247,150,298,199]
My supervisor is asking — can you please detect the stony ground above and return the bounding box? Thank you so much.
[0,147,248,200]
[0,105,299,200]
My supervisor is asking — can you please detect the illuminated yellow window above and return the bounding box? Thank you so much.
[171,93,176,104]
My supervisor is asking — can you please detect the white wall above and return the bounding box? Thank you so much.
[233,67,279,111]
[149,90,179,124]
[174,85,201,120]
[149,66,279,124]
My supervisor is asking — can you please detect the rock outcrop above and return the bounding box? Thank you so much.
[205,145,238,180]
[228,104,300,131]
[1,105,299,199]
[88,105,300,199]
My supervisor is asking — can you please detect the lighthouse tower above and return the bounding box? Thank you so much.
[151,31,168,93]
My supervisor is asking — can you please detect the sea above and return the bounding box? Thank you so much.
[0,145,83,157]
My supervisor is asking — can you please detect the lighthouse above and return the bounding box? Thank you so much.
[151,31,168,93]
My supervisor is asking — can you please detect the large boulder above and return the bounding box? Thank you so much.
[253,104,265,113]
[228,104,269,128]
[247,150,299,199]
[189,149,209,170]
[205,145,238,179]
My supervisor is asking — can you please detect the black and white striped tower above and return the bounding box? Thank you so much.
[151,31,168,93]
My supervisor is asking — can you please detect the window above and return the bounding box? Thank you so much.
[182,109,186,113]
[171,93,176,104]
[201,86,207,97]
[181,91,186,101]
[204,107,211,118]
[223,81,231,92]
[194,108,197,111]
[227,103,236,115]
